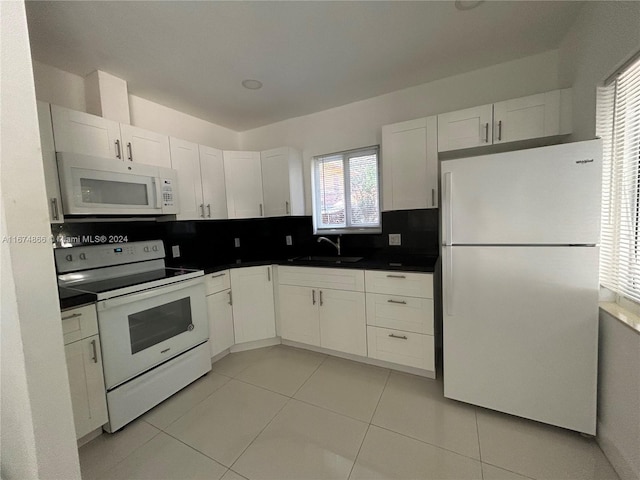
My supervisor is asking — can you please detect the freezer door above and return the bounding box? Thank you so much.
[442,246,598,434]
[441,140,602,245]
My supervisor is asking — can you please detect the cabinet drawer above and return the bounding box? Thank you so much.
[205,270,231,295]
[367,326,434,371]
[278,266,364,292]
[365,270,432,298]
[366,294,433,334]
[61,304,98,345]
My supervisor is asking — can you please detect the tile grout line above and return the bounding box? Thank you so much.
[153,428,230,473]
[347,423,371,480]
[480,461,537,480]
[475,407,483,463]
[369,368,392,424]
[290,352,329,398]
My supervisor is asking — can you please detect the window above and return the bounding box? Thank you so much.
[311,146,381,234]
[598,53,640,306]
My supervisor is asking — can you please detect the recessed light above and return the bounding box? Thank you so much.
[454,0,484,11]
[242,79,263,90]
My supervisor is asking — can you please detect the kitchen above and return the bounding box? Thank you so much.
[2,2,639,480]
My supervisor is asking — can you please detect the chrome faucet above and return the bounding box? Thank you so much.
[317,236,341,256]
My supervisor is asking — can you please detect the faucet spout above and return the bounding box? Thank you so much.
[317,236,341,256]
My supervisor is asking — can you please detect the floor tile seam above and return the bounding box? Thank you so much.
[160,427,233,469]
[89,423,163,479]
[287,396,372,426]
[289,353,330,398]
[229,395,294,473]
[368,369,392,425]
[480,461,537,480]
[369,422,483,463]
[217,346,276,378]
[150,374,234,432]
[228,468,250,480]
[347,423,372,480]
[230,375,298,399]
[475,407,483,464]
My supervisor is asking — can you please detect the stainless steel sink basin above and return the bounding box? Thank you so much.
[293,255,364,264]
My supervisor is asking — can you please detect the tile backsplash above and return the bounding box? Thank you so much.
[51,209,439,269]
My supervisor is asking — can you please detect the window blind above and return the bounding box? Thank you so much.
[598,55,640,304]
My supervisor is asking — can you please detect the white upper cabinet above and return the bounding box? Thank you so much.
[51,104,122,159]
[37,102,64,223]
[437,88,572,152]
[261,147,304,217]
[199,145,227,220]
[120,124,171,168]
[223,151,264,219]
[437,104,493,152]
[170,137,204,220]
[382,116,438,211]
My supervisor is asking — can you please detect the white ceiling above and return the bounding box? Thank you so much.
[25,1,583,131]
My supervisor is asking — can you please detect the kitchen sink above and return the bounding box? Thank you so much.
[292,255,364,264]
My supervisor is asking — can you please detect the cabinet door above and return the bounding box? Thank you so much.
[261,147,291,217]
[65,335,108,439]
[37,102,64,223]
[223,151,264,219]
[493,90,561,144]
[207,289,235,358]
[51,104,122,159]
[199,145,227,219]
[279,285,320,346]
[382,116,438,211]
[170,137,204,220]
[230,266,276,343]
[120,124,171,168]
[319,289,366,356]
[437,104,493,152]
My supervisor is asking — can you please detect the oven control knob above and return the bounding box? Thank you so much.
[152,245,158,252]
[187,323,195,331]
[65,254,73,262]
[143,246,150,253]
[79,253,86,260]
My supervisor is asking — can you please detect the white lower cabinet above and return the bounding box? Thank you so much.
[205,271,234,358]
[367,326,434,371]
[318,288,366,356]
[279,285,320,346]
[230,266,276,344]
[61,304,108,439]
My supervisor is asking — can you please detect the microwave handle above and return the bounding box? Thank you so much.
[153,178,162,209]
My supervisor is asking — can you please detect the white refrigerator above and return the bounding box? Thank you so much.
[441,139,602,435]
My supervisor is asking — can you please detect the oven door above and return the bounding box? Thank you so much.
[96,277,208,390]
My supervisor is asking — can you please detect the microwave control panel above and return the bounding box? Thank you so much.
[162,179,175,207]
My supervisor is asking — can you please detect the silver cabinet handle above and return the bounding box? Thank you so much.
[319,290,323,306]
[200,204,205,218]
[388,334,408,340]
[126,142,133,161]
[90,339,98,363]
[207,204,212,218]
[386,274,406,279]
[387,299,407,305]
[285,201,290,215]
[484,122,489,143]
[51,198,60,220]
[115,139,122,159]
[61,312,82,321]
[497,120,502,141]
[312,289,316,305]
[259,203,263,217]
[211,272,226,279]
[431,189,435,207]
[228,290,232,305]
[267,267,271,282]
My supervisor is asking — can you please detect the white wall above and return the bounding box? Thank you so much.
[0,2,80,478]
[240,50,561,214]
[558,1,640,141]
[31,61,240,150]
[597,311,640,480]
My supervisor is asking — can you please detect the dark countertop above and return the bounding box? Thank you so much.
[58,255,439,309]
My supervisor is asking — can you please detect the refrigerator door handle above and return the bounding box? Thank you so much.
[444,246,454,315]
[443,172,453,246]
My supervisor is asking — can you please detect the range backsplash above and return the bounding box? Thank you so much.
[51,209,439,269]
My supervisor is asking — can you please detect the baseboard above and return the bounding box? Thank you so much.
[230,337,281,353]
[77,427,103,448]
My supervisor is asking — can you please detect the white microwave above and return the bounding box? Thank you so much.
[57,152,179,216]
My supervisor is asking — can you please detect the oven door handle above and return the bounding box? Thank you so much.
[97,277,204,311]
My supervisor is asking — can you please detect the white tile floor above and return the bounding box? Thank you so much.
[80,345,620,480]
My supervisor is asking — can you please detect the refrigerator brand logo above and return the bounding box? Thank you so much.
[575,159,594,164]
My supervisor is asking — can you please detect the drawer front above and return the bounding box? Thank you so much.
[278,266,364,292]
[61,304,98,345]
[205,270,231,295]
[366,293,433,334]
[367,326,434,371]
[365,270,433,298]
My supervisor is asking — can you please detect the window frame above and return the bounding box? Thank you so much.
[311,145,382,235]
